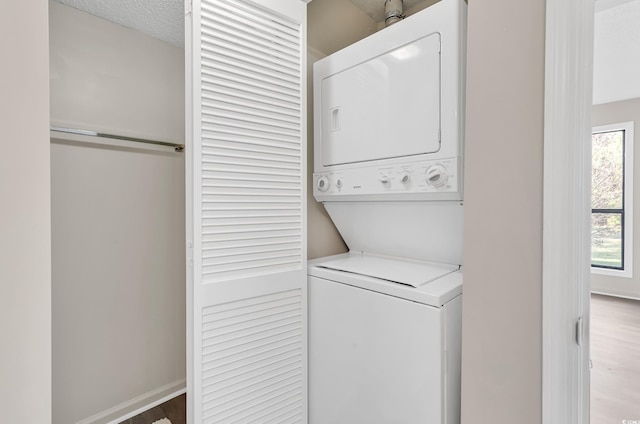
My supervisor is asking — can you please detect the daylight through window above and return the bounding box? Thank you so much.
[591,122,634,277]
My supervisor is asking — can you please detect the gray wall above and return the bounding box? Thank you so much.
[306,1,369,259]
[0,1,52,422]
[461,0,545,423]
[306,47,348,259]
[307,0,376,56]
[309,3,548,421]
[592,97,640,299]
[49,3,186,423]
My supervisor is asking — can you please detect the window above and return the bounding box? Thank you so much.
[591,121,633,278]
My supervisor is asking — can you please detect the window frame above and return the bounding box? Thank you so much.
[591,121,634,278]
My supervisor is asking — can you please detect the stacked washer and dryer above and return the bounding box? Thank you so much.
[308,0,467,423]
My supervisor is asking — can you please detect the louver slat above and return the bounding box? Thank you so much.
[204,84,300,114]
[200,34,298,86]
[201,290,304,424]
[194,0,305,422]
[203,101,300,127]
[201,52,299,94]
[203,1,299,40]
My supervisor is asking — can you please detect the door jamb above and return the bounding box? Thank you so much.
[542,0,594,422]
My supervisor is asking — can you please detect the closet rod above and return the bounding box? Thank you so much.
[51,126,184,152]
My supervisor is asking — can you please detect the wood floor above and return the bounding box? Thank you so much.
[119,393,186,424]
[591,294,640,424]
[118,296,638,424]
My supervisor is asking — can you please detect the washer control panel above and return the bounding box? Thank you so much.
[314,159,461,201]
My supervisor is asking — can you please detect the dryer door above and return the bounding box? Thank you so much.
[320,33,441,166]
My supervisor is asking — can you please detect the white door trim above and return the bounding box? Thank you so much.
[542,0,594,422]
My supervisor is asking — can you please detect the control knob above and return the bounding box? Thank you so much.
[425,165,448,188]
[317,176,330,192]
[400,172,411,184]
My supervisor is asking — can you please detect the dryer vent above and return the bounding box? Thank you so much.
[384,0,404,27]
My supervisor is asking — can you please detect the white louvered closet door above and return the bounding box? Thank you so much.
[186,0,307,423]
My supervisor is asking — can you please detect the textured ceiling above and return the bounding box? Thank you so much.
[593,0,640,104]
[52,0,184,47]
[349,0,425,23]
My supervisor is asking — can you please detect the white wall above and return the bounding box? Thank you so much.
[0,1,52,422]
[593,3,640,105]
[461,0,545,423]
[592,97,640,299]
[49,3,186,423]
[49,1,184,144]
[51,142,185,424]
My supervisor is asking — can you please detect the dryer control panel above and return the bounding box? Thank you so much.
[313,158,461,201]
[313,0,466,203]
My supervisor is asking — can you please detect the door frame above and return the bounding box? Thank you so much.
[181,0,595,421]
[542,0,594,422]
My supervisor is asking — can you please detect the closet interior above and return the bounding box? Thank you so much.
[50,2,186,423]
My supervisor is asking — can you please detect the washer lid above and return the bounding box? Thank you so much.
[309,252,462,306]
[316,253,458,288]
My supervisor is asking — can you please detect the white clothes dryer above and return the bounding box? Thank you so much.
[308,253,462,424]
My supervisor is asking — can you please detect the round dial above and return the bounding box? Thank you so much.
[335,178,343,188]
[400,172,411,184]
[425,165,448,188]
[317,176,330,192]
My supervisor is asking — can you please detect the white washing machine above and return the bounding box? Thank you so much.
[308,253,462,424]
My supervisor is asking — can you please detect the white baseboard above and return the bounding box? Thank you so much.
[75,379,186,424]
